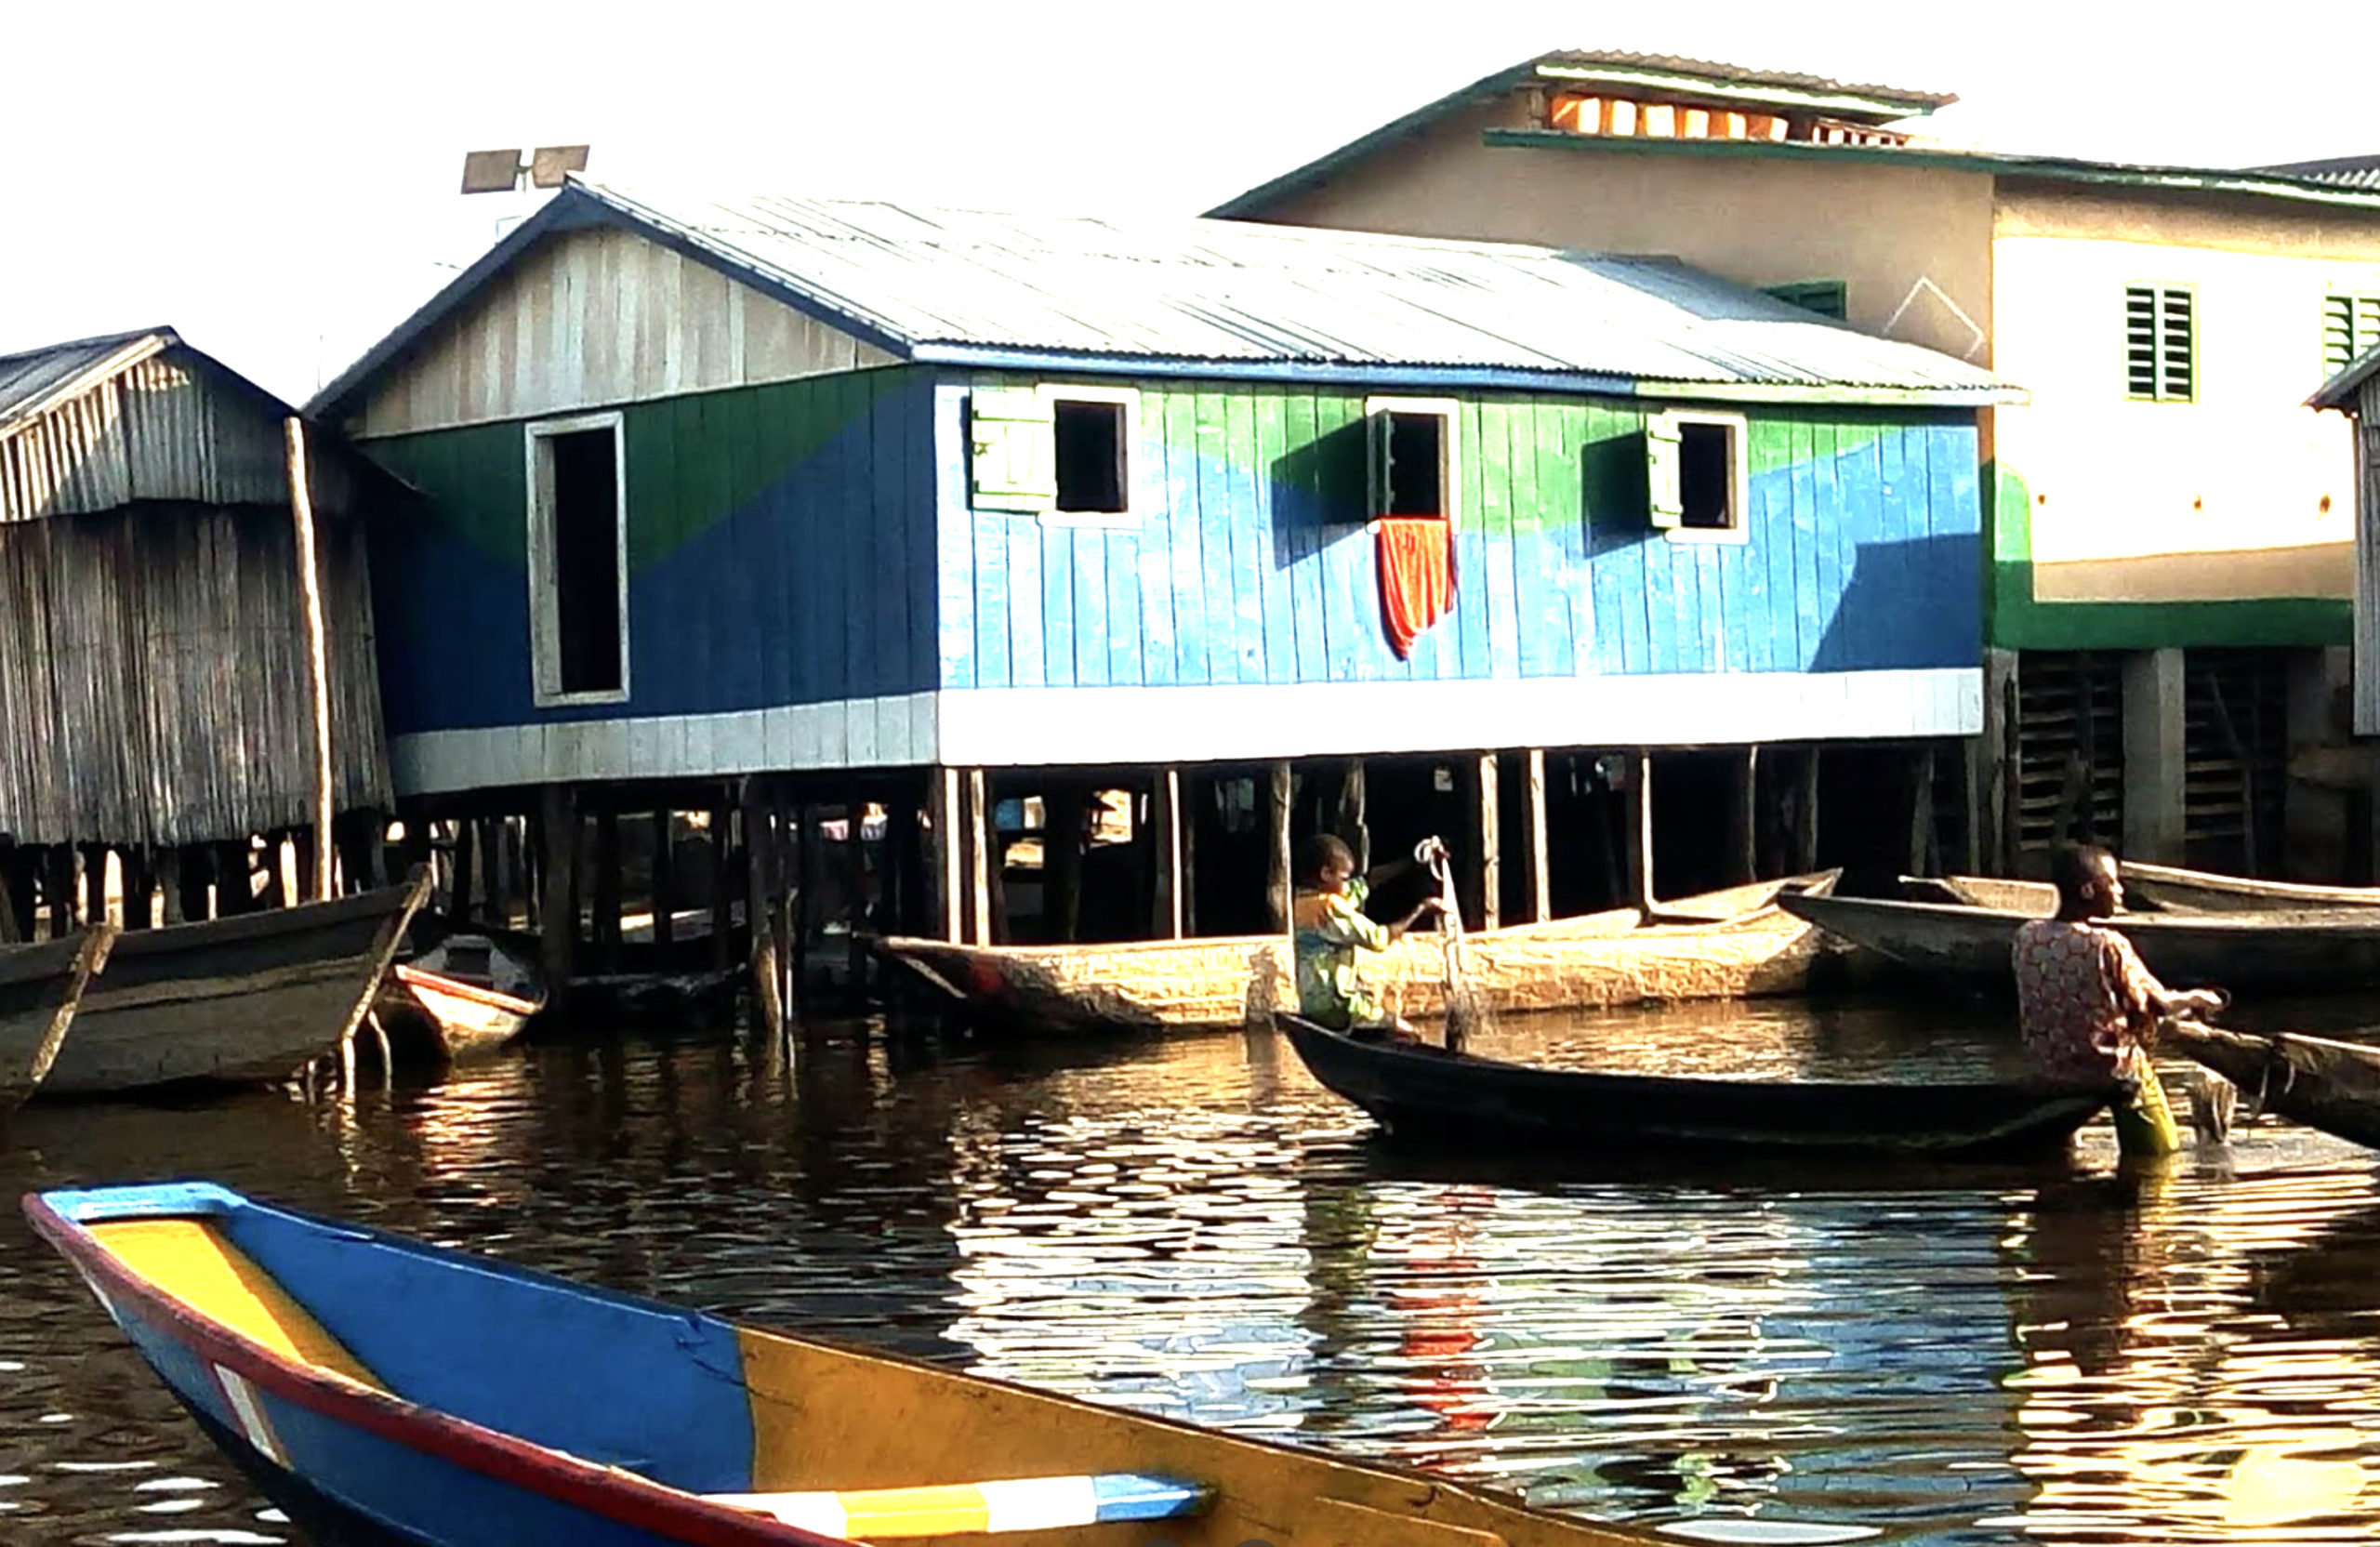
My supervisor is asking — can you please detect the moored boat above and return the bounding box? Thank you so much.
[2162,1021,2380,1150]
[1778,889,2380,995]
[2119,861,2380,913]
[873,873,1842,1037]
[36,870,431,1097]
[0,928,115,1111]
[381,932,547,1062]
[28,1180,1673,1547]
[1276,1012,2120,1158]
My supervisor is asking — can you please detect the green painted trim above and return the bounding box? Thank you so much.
[1985,459,2351,650]
[1481,128,2380,213]
[1531,62,1941,121]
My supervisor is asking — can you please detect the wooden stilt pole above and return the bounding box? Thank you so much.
[590,808,622,972]
[451,818,477,928]
[650,811,676,949]
[744,777,779,1038]
[1795,747,1823,874]
[845,783,870,990]
[1337,759,1369,873]
[964,769,991,946]
[930,767,960,943]
[1907,746,1937,878]
[1625,752,1656,912]
[284,417,336,903]
[539,784,577,998]
[1047,779,1087,945]
[1523,748,1550,923]
[708,792,735,974]
[1265,760,1292,934]
[1472,750,1501,931]
[771,782,797,1017]
[794,800,816,996]
[1152,766,1184,940]
[1732,745,1761,884]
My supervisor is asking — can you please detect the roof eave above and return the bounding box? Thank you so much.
[2309,343,2380,409]
[1481,128,2380,213]
[910,344,2016,405]
[1529,60,1946,121]
[0,330,176,443]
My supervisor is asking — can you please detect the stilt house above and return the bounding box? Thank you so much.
[1210,48,2380,879]
[0,329,391,935]
[312,182,2015,950]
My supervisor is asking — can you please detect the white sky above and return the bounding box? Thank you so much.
[8,0,2377,406]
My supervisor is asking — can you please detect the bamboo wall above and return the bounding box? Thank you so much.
[0,502,390,845]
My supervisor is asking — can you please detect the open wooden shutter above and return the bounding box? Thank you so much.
[970,386,1055,512]
[1367,407,1394,520]
[1646,411,1684,528]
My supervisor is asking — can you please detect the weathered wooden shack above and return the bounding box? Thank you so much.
[311,182,2015,973]
[0,328,392,934]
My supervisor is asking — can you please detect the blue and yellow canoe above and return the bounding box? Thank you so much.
[29,1182,1665,1547]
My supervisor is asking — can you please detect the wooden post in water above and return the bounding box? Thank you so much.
[1469,751,1500,931]
[81,845,108,928]
[1624,752,1656,912]
[539,784,576,997]
[845,782,870,990]
[708,791,735,974]
[1046,779,1087,945]
[0,853,20,944]
[1151,766,1184,940]
[650,811,675,949]
[1907,746,1937,877]
[794,800,816,997]
[284,417,336,904]
[1522,748,1551,923]
[451,818,477,928]
[1335,759,1368,872]
[743,777,779,1038]
[1731,745,1761,884]
[1264,760,1292,934]
[590,809,623,973]
[930,767,960,943]
[771,782,798,1017]
[47,847,73,937]
[964,769,991,945]
[1794,747,1823,874]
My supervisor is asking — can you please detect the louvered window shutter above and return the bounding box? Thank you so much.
[2321,296,2380,378]
[2124,286,2194,402]
[970,386,1056,511]
[1646,412,1684,528]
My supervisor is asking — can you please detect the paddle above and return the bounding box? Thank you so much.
[1427,842,1493,1053]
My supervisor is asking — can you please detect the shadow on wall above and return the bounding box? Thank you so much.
[1808,532,1982,672]
[1264,416,1370,569]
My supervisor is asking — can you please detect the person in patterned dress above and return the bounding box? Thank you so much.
[2013,844,2225,1154]
[1291,834,1445,1042]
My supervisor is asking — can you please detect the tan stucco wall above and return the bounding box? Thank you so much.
[1990,184,2380,602]
[1257,107,2000,364]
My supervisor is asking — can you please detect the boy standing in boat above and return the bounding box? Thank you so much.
[1292,834,1446,1043]
[2013,844,2225,1155]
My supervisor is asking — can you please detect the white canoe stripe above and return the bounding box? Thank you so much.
[214,1368,284,1466]
[707,1493,850,1537]
[981,1475,1097,1530]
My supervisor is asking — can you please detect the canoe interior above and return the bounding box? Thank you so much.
[1277,1014,2117,1158]
[2163,1023,2380,1151]
[34,1183,1657,1547]
[2121,861,2380,913]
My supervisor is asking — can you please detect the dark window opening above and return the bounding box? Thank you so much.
[1678,421,1736,529]
[548,428,622,694]
[1052,398,1127,513]
[1384,411,1446,517]
[1765,280,1847,320]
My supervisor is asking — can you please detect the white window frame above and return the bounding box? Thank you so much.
[1655,407,1751,547]
[524,411,632,707]
[1365,395,1461,528]
[1038,382,1141,529]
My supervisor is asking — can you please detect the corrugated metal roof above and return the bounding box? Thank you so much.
[2257,154,2380,192]
[317,182,2019,415]
[1532,50,1956,111]
[0,328,173,438]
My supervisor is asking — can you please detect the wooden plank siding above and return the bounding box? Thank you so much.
[361,365,940,748]
[940,377,1981,694]
[2358,377,2380,737]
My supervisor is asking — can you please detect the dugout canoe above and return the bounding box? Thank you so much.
[35,869,430,1097]
[2118,862,2380,914]
[379,932,546,1064]
[2162,1020,2380,1150]
[27,1180,1677,1547]
[1778,889,2380,995]
[0,928,115,1111]
[872,873,1841,1038]
[1276,1012,2119,1158]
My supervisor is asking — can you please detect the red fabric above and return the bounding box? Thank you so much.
[1375,518,1455,659]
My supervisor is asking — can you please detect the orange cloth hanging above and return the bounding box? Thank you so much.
[1374,518,1455,659]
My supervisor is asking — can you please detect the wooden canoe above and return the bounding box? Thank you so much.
[1778,890,2380,994]
[873,873,1842,1038]
[36,870,430,1097]
[2119,861,2380,914]
[380,932,547,1063]
[2162,1021,2380,1150]
[27,1181,1673,1547]
[0,929,115,1112]
[1277,1012,2119,1158]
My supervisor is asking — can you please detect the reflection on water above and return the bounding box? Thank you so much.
[3,996,2379,1545]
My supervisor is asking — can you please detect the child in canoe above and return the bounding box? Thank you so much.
[1291,833,1446,1042]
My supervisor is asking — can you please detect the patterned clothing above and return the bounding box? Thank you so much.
[1293,878,1393,1029]
[2011,918,2162,1082]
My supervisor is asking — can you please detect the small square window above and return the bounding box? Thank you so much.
[1052,397,1127,514]
[1365,396,1460,523]
[1647,409,1748,545]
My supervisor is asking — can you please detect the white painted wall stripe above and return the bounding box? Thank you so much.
[389,671,1976,793]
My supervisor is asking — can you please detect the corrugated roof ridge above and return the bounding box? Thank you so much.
[1534,48,1956,107]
